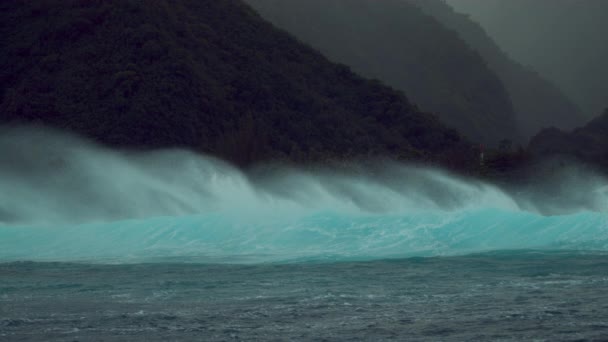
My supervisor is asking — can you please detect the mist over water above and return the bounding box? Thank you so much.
[0,127,607,263]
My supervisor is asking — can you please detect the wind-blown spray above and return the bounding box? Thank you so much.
[0,127,607,263]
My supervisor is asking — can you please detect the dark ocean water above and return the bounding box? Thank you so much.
[2,251,608,341]
[2,130,608,340]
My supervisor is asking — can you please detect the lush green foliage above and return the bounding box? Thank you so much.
[246,0,519,146]
[0,0,475,168]
[409,0,583,140]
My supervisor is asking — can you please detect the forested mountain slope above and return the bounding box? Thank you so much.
[407,0,583,141]
[246,0,520,146]
[529,109,608,169]
[448,0,608,118]
[0,0,474,168]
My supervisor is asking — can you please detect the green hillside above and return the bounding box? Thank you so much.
[246,0,519,146]
[0,0,475,168]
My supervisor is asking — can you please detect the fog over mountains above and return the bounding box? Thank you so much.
[407,0,584,140]
[0,0,605,173]
[3,2,608,341]
[448,0,608,119]
[247,0,520,146]
[247,0,591,145]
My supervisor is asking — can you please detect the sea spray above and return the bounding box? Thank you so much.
[0,127,607,263]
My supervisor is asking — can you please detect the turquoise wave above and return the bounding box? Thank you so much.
[1,128,607,264]
[1,208,606,263]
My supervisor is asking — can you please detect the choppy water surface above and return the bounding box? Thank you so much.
[2,251,608,341]
[2,128,608,340]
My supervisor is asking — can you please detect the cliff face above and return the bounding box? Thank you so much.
[246,0,520,146]
[0,0,474,168]
[408,0,583,141]
[529,109,608,168]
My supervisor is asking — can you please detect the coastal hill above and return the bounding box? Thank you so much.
[448,0,608,118]
[407,0,583,141]
[0,0,475,168]
[246,0,520,146]
[529,109,608,169]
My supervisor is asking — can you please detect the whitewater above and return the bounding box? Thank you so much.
[4,127,608,341]
[1,127,607,263]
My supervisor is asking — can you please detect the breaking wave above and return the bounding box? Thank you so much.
[0,127,607,263]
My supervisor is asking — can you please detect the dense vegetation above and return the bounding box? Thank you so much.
[529,109,608,170]
[0,0,476,169]
[407,0,583,141]
[246,0,519,146]
[449,0,608,118]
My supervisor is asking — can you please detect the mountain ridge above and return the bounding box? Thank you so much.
[246,0,520,146]
[448,0,608,118]
[407,0,583,141]
[529,109,608,169]
[0,0,476,169]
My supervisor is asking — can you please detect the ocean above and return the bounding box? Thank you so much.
[1,128,608,340]
[2,251,608,341]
